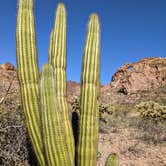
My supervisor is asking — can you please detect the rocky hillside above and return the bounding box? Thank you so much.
[0,57,166,105]
[0,62,19,105]
[0,59,166,166]
[110,57,166,94]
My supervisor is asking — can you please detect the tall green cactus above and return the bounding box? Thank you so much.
[40,64,70,166]
[16,0,45,165]
[77,14,100,166]
[16,0,101,166]
[48,4,75,164]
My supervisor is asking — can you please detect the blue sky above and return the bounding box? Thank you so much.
[0,0,166,84]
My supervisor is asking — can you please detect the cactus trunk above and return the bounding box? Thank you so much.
[77,14,100,166]
[16,1,101,165]
[40,64,71,166]
[48,4,75,165]
[16,0,45,165]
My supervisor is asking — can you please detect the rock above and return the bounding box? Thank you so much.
[0,62,15,71]
[67,81,80,103]
[110,57,166,93]
[0,58,165,106]
[4,62,15,71]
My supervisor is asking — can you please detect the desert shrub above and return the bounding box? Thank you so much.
[71,97,116,133]
[97,151,102,160]
[99,104,115,115]
[71,96,80,113]
[136,101,166,120]
[99,104,116,125]
[71,96,115,116]
[131,118,166,144]
[0,106,37,166]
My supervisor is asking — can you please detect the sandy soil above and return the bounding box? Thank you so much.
[97,127,166,166]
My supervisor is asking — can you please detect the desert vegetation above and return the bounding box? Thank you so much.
[0,0,166,165]
[1,95,166,165]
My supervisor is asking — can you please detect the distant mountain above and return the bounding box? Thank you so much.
[110,57,166,94]
[0,57,165,105]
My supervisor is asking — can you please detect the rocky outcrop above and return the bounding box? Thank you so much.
[0,62,17,81]
[0,63,19,105]
[110,58,166,94]
[0,62,16,71]
[0,57,165,106]
[67,81,80,103]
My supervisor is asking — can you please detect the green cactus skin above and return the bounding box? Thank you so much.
[77,14,100,166]
[40,64,71,166]
[48,3,75,165]
[16,1,101,165]
[105,153,119,166]
[16,0,45,165]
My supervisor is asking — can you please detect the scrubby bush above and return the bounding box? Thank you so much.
[71,96,116,126]
[99,104,115,115]
[136,101,166,120]
[71,96,115,118]
[0,106,37,165]
[71,96,80,113]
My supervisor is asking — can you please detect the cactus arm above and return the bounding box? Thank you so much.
[77,14,100,166]
[16,0,45,165]
[48,3,75,165]
[40,64,71,166]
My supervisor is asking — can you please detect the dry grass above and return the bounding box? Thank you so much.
[98,105,166,165]
[0,86,166,165]
[0,97,38,166]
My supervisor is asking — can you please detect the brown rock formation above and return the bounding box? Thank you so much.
[110,57,166,94]
[0,62,16,71]
[0,57,165,106]
[67,81,80,103]
[0,62,17,81]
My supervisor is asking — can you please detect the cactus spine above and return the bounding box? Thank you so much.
[49,4,75,165]
[77,14,100,166]
[16,0,45,165]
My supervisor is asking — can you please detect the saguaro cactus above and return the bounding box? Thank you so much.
[16,0,101,165]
